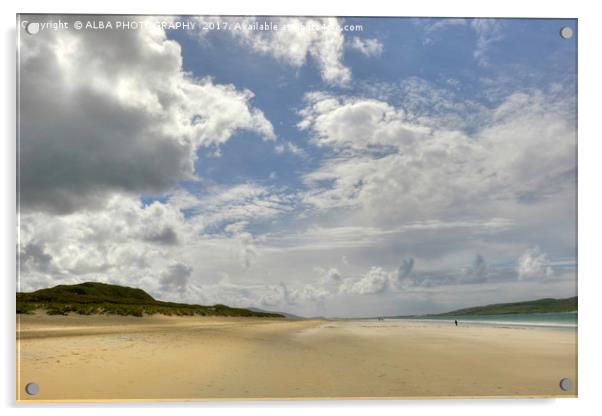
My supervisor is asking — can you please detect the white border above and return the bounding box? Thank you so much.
[2,1,601,415]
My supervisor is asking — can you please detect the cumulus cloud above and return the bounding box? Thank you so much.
[259,284,288,307]
[341,266,391,295]
[17,17,576,318]
[298,89,576,228]
[142,226,179,246]
[298,92,431,151]
[258,281,329,307]
[19,16,274,214]
[17,180,300,303]
[288,284,330,305]
[18,190,287,303]
[18,195,190,282]
[349,37,383,57]
[315,267,342,285]
[517,247,554,280]
[193,17,351,86]
[326,268,342,282]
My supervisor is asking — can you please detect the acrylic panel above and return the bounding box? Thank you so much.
[16,15,577,402]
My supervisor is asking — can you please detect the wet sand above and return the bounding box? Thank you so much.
[17,313,577,401]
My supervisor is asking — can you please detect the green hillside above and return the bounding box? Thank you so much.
[16,282,284,318]
[433,296,577,316]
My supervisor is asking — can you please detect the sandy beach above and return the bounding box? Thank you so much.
[17,313,577,401]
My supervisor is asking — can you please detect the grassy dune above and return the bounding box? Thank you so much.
[16,282,283,318]
[433,296,577,316]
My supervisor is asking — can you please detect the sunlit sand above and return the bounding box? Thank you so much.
[17,313,577,401]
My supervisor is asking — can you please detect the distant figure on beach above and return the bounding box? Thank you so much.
[454,320,458,326]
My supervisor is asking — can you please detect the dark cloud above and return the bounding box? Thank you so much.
[19,242,53,273]
[18,16,273,215]
[19,20,191,214]
[142,226,179,245]
[398,257,415,278]
[159,263,193,293]
[463,253,488,283]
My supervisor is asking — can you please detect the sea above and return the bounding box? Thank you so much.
[392,312,577,329]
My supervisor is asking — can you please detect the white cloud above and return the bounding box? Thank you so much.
[18,82,575,312]
[349,37,383,57]
[274,141,307,158]
[517,247,554,280]
[237,232,260,270]
[470,19,504,67]
[289,284,330,305]
[326,268,342,282]
[298,92,431,151]
[17,18,576,318]
[18,191,271,302]
[18,195,190,283]
[259,284,288,307]
[340,266,391,295]
[362,77,488,131]
[19,16,274,214]
[297,89,576,229]
[192,17,351,86]
[259,281,329,307]
[263,220,514,254]
[315,267,342,285]
[17,185,573,316]
[422,18,467,33]
[171,183,296,233]
[418,18,503,66]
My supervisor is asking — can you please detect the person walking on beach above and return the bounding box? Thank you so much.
[454,319,458,326]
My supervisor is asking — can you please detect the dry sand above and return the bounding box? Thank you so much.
[17,313,577,401]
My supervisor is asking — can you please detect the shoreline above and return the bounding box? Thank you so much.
[371,318,577,330]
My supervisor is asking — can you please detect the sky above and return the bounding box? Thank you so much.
[18,15,577,317]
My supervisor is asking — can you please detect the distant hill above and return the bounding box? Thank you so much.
[17,282,284,318]
[432,296,577,316]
